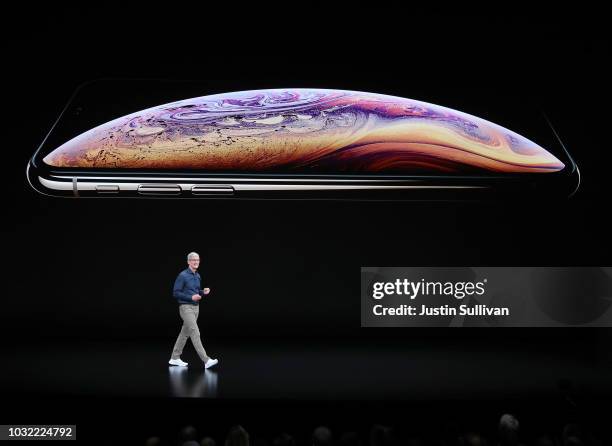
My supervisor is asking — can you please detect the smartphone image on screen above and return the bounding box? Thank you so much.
[27,80,579,200]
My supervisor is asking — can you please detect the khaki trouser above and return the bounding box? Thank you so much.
[171,304,210,363]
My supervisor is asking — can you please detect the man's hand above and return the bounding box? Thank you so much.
[203,288,211,295]
[192,294,202,301]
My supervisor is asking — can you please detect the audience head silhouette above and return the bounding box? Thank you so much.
[226,425,250,446]
[312,426,332,446]
[201,436,217,446]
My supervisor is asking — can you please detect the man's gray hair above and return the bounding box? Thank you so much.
[187,252,200,260]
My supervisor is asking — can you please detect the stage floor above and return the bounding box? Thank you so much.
[4,338,612,400]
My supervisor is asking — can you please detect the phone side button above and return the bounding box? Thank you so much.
[191,185,235,196]
[95,185,120,194]
[138,184,182,195]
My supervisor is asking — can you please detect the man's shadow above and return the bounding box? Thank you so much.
[168,366,218,398]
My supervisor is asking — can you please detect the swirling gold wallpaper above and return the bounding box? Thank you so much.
[44,89,564,173]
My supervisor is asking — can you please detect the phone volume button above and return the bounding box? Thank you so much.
[191,185,234,196]
[95,185,120,194]
[137,184,181,195]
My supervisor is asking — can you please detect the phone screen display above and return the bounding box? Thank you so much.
[34,80,573,177]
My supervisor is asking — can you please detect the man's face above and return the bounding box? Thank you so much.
[188,256,200,270]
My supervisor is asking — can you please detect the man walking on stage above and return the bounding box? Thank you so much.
[169,252,218,369]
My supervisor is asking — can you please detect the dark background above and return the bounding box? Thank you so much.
[2,8,611,444]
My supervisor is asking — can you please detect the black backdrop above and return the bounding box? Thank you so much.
[1,8,611,444]
[4,11,610,338]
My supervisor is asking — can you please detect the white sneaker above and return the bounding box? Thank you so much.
[204,358,218,369]
[168,358,188,367]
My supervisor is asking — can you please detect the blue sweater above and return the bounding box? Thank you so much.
[173,268,203,305]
